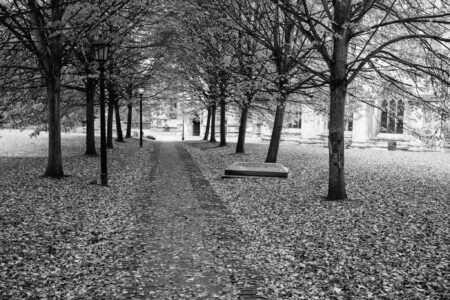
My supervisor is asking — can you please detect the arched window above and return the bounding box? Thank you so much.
[381,99,404,134]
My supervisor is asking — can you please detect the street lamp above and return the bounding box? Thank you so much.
[93,38,110,186]
[138,88,144,147]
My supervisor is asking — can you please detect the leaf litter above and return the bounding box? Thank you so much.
[0,132,240,299]
[1,130,449,299]
[0,134,157,298]
[184,141,450,300]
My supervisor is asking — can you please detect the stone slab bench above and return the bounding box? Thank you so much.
[223,162,289,179]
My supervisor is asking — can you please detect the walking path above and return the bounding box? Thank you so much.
[133,141,265,300]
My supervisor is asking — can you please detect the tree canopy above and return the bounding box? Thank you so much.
[1,0,449,198]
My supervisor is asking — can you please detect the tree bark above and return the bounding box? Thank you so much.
[84,77,97,155]
[203,105,211,140]
[107,99,114,148]
[125,83,133,138]
[210,102,217,143]
[265,98,286,163]
[236,102,250,154]
[106,63,116,148]
[218,70,228,147]
[126,103,132,138]
[44,71,64,177]
[114,100,125,142]
[327,0,349,200]
[219,98,227,147]
[327,83,347,200]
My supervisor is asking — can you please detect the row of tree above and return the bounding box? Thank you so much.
[169,0,450,200]
[1,1,450,200]
[0,0,174,177]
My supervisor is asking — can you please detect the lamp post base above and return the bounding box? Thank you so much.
[101,174,108,186]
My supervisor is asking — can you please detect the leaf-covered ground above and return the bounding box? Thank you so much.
[184,141,450,300]
[1,129,449,299]
[0,130,247,299]
[0,130,160,298]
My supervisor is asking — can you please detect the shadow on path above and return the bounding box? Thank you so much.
[177,143,266,300]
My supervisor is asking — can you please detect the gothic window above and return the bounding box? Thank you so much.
[381,99,404,134]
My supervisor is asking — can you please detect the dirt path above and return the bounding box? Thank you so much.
[134,142,265,300]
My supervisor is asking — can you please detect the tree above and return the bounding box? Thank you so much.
[125,83,133,138]
[106,63,116,148]
[228,31,268,154]
[0,0,143,176]
[211,0,319,162]
[172,1,236,144]
[203,104,212,140]
[275,0,450,199]
[179,66,220,143]
[177,62,215,141]
[84,75,98,154]
[114,1,177,141]
[71,40,98,156]
[0,1,77,177]
[209,93,218,142]
[218,69,229,147]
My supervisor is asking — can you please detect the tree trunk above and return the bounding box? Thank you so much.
[236,102,250,154]
[203,105,211,140]
[114,100,125,142]
[125,83,133,138]
[219,98,227,147]
[265,100,286,163]
[106,63,115,149]
[107,99,114,148]
[327,83,347,200]
[84,77,97,155]
[44,72,64,178]
[327,1,349,200]
[210,102,217,143]
[126,103,132,138]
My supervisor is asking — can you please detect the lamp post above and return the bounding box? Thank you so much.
[93,39,110,186]
[138,88,144,147]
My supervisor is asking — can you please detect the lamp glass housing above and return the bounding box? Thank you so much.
[138,88,145,96]
[93,39,110,63]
